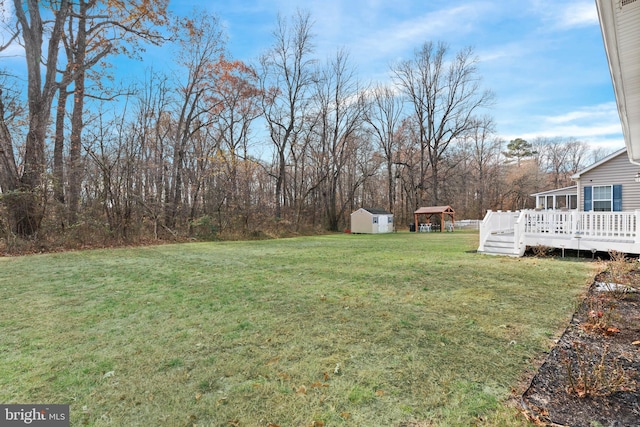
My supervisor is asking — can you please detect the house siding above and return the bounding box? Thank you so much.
[614,0,640,161]
[577,151,640,211]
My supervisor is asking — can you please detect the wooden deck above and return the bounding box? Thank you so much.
[478,210,640,256]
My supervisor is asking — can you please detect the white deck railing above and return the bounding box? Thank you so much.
[479,209,640,255]
[478,210,521,254]
[479,210,520,235]
[522,210,638,240]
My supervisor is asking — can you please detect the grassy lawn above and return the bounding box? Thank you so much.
[0,232,597,426]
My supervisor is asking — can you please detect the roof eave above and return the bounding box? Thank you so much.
[595,0,640,164]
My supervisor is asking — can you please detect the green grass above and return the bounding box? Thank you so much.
[0,232,596,426]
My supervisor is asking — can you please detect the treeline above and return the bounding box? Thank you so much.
[0,4,607,250]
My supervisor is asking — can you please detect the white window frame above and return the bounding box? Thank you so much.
[592,185,613,212]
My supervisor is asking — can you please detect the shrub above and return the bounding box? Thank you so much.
[604,250,639,296]
[563,342,636,397]
[581,294,619,335]
[532,245,553,258]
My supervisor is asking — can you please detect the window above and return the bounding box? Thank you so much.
[372,216,378,224]
[545,195,554,209]
[593,185,612,211]
[584,185,621,211]
[388,216,393,224]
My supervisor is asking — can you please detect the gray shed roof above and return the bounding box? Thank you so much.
[361,208,392,215]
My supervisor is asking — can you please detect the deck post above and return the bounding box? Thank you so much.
[478,210,493,252]
[634,210,640,247]
[571,210,579,235]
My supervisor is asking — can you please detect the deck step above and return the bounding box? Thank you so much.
[479,233,519,256]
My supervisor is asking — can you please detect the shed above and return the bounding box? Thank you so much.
[350,208,393,234]
[414,206,455,232]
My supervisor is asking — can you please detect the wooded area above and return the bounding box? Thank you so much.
[0,2,609,250]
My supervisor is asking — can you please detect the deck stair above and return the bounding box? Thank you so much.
[478,232,519,256]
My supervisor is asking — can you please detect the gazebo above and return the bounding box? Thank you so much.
[414,206,455,232]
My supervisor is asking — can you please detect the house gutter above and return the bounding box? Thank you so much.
[594,0,640,165]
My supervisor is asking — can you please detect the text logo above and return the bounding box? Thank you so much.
[0,405,69,427]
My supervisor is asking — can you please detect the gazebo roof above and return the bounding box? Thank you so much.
[414,206,455,215]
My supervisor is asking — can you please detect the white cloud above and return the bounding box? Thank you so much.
[359,4,490,56]
[556,1,599,29]
[501,102,624,150]
[545,102,619,125]
[530,0,599,30]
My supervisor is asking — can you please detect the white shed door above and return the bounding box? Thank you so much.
[378,215,388,233]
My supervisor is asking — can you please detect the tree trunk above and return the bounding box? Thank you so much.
[53,86,69,205]
[0,94,19,194]
[68,2,88,224]
[10,0,69,236]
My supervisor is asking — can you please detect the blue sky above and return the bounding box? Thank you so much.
[1,0,625,152]
[182,0,624,151]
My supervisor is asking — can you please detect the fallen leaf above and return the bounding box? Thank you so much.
[313,421,324,427]
[606,327,621,334]
[323,371,330,381]
[375,389,385,396]
[266,357,280,365]
[632,340,640,345]
[310,381,329,388]
[277,372,291,381]
[195,393,202,401]
[340,412,351,420]
[296,385,307,395]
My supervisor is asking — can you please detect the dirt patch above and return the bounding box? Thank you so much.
[522,271,640,426]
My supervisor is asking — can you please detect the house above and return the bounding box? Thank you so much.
[477,0,640,256]
[573,148,640,212]
[350,208,393,234]
[532,148,640,212]
[479,149,640,256]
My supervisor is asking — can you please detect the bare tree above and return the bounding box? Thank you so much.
[61,0,169,224]
[467,116,501,218]
[313,49,366,231]
[0,75,24,195]
[210,58,262,232]
[259,10,316,220]
[392,42,493,206]
[0,0,69,236]
[536,137,589,188]
[164,11,225,229]
[365,84,403,213]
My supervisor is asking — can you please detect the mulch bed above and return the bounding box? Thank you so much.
[521,271,640,427]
